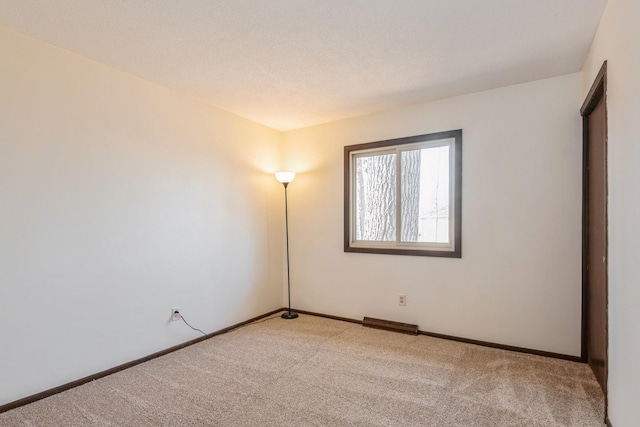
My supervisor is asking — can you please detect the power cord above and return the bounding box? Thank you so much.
[174,310,281,336]
[174,310,206,336]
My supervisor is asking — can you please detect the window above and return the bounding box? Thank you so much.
[344,130,462,257]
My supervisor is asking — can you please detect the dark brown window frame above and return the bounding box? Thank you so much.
[344,129,462,258]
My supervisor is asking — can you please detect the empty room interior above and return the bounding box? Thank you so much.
[1,1,638,426]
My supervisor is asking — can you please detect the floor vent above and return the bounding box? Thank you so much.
[362,317,418,335]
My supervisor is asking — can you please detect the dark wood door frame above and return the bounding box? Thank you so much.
[580,60,608,414]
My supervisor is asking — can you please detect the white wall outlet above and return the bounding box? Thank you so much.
[171,307,181,321]
[398,294,406,306]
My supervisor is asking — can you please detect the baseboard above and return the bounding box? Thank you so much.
[294,309,582,362]
[418,330,582,362]
[293,308,361,325]
[0,308,283,414]
[605,416,613,427]
[2,307,584,414]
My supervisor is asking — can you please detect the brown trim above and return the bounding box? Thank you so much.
[362,317,418,335]
[0,308,283,414]
[344,246,460,258]
[418,330,581,362]
[344,129,462,258]
[2,307,587,414]
[294,308,362,325]
[581,61,608,116]
[580,60,609,420]
[295,309,582,362]
[581,112,590,363]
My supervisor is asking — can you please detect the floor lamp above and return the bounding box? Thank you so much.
[275,171,298,320]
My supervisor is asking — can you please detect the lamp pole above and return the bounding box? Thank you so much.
[276,172,298,320]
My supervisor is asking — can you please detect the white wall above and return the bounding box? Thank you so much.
[0,27,284,406]
[282,73,583,356]
[581,0,640,425]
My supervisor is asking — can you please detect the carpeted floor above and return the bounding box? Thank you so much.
[0,314,604,426]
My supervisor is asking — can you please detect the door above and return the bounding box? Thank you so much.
[582,62,608,395]
[587,94,607,391]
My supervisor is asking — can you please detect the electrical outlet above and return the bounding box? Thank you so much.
[398,294,406,306]
[171,307,181,322]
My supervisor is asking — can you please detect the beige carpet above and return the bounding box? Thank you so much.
[0,314,604,426]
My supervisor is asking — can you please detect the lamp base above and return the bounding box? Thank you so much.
[281,311,299,320]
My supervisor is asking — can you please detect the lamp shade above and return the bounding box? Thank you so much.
[275,171,296,184]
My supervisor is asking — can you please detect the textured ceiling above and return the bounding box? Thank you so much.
[0,0,607,131]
